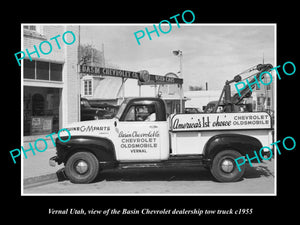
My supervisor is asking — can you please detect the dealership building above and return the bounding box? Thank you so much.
[22,25,80,136]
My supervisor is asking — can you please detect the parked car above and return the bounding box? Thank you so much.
[80,98,110,121]
[89,102,119,119]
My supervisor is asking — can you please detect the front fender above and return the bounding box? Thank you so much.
[55,135,116,165]
[203,133,263,160]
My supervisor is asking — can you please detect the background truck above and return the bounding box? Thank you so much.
[50,97,273,184]
[206,63,273,113]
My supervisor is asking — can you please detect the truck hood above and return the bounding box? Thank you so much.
[63,119,115,137]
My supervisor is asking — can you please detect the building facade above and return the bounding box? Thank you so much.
[252,72,274,113]
[23,25,80,136]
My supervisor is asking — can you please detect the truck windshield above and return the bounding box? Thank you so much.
[115,99,128,119]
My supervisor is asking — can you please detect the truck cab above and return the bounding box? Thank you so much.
[50,97,273,184]
[113,98,169,161]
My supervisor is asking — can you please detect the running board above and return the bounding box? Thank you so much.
[118,155,207,170]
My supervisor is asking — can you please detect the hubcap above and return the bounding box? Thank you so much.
[220,159,234,173]
[75,160,89,174]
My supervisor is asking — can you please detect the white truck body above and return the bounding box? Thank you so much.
[169,112,272,155]
[53,98,273,183]
[63,112,272,161]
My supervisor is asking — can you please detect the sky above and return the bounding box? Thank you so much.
[80,24,275,92]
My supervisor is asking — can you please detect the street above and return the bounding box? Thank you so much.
[23,160,275,195]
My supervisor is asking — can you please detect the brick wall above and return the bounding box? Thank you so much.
[23,25,65,62]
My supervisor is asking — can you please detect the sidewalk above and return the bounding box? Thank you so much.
[22,135,64,179]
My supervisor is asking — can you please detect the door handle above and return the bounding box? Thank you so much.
[149,125,158,128]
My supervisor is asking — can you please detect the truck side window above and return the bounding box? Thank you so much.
[123,105,157,122]
[124,106,135,121]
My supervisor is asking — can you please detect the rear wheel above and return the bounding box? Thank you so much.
[65,151,99,184]
[210,150,245,182]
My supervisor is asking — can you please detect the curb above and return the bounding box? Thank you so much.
[24,173,58,189]
[23,133,58,143]
[23,168,68,189]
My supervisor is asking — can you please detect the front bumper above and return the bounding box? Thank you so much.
[49,156,58,167]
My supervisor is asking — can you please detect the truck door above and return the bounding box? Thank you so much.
[114,103,169,161]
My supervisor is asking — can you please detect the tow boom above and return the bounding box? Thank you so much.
[212,63,273,113]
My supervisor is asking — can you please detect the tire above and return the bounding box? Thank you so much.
[65,151,99,184]
[210,150,245,182]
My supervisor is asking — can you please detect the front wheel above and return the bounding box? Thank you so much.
[65,151,99,184]
[210,150,245,182]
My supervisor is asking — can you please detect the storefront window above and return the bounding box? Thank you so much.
[24,60,35,79]
[23,59,64,136]
[36,61,49,80]
[50,63,63,81]
[23,86,61,136]
[23,59,63,81]
[32,93,45,116]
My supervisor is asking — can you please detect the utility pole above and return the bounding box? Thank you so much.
[173,50,183,113]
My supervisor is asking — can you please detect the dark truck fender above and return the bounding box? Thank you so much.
[55,135,117,168]
[203,133,263,163]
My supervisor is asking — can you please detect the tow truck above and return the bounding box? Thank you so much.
[49,64,274,184]
[50,102,273,183]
